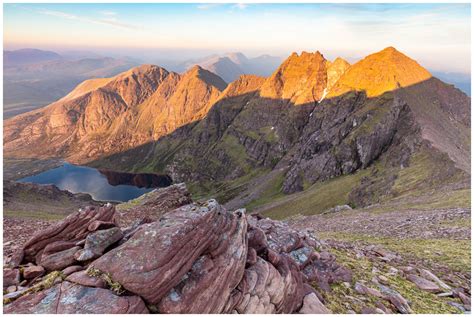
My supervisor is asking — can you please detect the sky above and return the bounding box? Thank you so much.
[3,3,471,73]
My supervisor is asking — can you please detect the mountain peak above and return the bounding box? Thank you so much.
[329,47,432,97]
[260,51,328,105]
[381,46,398,53]
[184,64,227,91]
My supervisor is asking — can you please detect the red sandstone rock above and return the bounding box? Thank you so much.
[39,246,81,271]
[74,227,123,261]
[298,292,332,314]
[23,265,45,280]
[157,208,248,313]
[66,270,106,288]
[3,281,149,314]
[92,200,245,308]
[407,274,441,293]
[61,265,84,276]
[21,205,116,262]
[3,268,20,288]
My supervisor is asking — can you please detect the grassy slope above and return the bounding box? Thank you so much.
[249,142,469,220]
[322,246,465,314]
[252,170,369,219]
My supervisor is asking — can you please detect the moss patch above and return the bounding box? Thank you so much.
[320,232,471,274]
[86,266,124,295]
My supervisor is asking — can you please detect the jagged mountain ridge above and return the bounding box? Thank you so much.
[90,47,469,208]
[4,64,226,162]
[4,47,470,210]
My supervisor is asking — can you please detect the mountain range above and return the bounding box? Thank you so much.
[173,52,283,83]
[4,49,139,118]
[4,47,470,213]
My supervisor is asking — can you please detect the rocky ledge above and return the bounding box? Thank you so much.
[3,184,351,314]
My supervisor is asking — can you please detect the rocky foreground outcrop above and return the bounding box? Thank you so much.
[3,184,351,314]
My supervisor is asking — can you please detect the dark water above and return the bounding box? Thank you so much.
[18,163,172,202]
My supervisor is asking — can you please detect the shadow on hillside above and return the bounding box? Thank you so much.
[85,76,470,202]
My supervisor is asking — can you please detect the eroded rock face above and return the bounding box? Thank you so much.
[74,227,123,262]
[92,200,247,309]
[4,184,345,314]
[115,183,193,227]
[3,281,149,314]
[22,205,116,263]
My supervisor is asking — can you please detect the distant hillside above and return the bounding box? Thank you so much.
[4,48,61,66]
[175,52,283,82]
[432,71,471,96]
[3,50,138,118]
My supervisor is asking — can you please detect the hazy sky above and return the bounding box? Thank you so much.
[4,3,471,73]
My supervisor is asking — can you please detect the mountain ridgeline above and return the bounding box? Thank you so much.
[4,47,470,210]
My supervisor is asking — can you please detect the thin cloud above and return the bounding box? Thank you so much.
[197,4,221,10]
[38,8,139,30]
[233,3,248,10]
[100,10,118,16]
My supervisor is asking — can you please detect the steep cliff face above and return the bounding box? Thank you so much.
[4,65,227,162]
[260,51,328,105]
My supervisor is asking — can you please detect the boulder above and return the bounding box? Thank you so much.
[92,200,245,308]
[298,292,332,314]
[75,227,123,261]
[23,265,45,280]
[87,220,116,232]
[21,205,116,262]
[3,268,20,288]
[379,285,412,314]
[39,246,81,271]
[61,265,83,276]
[157,208,248,313]
[407,274,441,293]
[3,281,149,314]
[354,282,383,298]
[226,255,304,313]
[419,269,451,290]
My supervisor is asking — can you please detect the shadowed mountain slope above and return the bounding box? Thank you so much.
[91,48,469,211]
[4,47,470,212]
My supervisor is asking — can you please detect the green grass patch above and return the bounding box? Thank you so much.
[324,246,462,313]
[258,170,368,220]
[4,209,65,221]
[439,217,471,228]
[188,169,266,204]
[320,232,471,274]
[385,274,461,313]
[244,172,286,210]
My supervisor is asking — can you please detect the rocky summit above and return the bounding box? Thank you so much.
[3,184,351,314]
[3,184,470,314]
